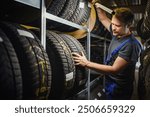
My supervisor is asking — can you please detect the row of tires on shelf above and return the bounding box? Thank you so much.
[0,21,88,100]
[0,0,91,33]
[0,0,111,40]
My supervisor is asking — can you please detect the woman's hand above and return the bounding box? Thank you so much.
[72,52,90,67]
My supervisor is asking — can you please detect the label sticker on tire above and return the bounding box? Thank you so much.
[66,72,74,81]
[0,37,3,42]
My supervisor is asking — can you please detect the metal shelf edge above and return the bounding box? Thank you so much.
[45,13,87,30]
[15,0,40,9]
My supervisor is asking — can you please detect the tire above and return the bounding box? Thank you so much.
[30,29,76,99]
[143,63,150,99]
[66,3,96,39]
[0,22,51,99]
[47,0,67,16]
[91,17,104,35]
[138,63,150,100]
[45,31,76,99]
[136,18,149,40]
[138,47,150,99]
[72,0,90,25]
[0,28,22,99]
[47,0,78,30]
[136,0,150,40]
[48,0,91,32]
[59,34,87,93]
[68,0,91,31]
[91,8,111,38]
[58,0,78,20]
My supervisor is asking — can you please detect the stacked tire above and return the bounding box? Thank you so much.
[31,29,87,99]
[137,0,150,40]
[0,28,22,99]
[0,22,52,99]
[0,0,92,99]
[47,0,91,32]
[136,0,150,100]
[59,34,88,93]
[138,47,150,99]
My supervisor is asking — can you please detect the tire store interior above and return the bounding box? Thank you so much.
[0,0,150,100]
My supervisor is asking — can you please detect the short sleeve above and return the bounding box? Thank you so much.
[118,42,132,62]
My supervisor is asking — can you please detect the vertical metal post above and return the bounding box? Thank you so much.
[103,36,107,90]
[41,0,46,49]
[87,22,91,100]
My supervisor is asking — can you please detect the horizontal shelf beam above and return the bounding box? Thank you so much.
[15,0,40,9]
[45,13,87,30]
[15,0,87,31]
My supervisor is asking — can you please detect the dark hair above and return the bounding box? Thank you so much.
[113,8,134,26]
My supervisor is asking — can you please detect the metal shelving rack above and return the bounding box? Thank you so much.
[14,0,109,100]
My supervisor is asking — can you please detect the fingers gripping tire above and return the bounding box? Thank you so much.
[0,22,51,99]
[0,28,22,99]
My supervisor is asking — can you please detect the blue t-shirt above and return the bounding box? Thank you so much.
[106,25,142,87]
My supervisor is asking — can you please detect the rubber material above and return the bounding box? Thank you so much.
[0,22,51,99]
[59,34,87,93]
[0,28,22,99]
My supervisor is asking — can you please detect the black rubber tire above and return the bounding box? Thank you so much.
[138,64,150,100]
[47,0,78,30]
[67,0,91,31]
[136,18,149,40]
[0,28,22,99]
[72,0,90,25]
[91,9,111,39]
[141,47,150,71]
[91,17,104,35]
[48,0,91,32]
[46,31,75,99]
[138,47,150,99]
[137,0,150,40]
[47,0,67,16]
[58,0,78,20]
[59,34,87,93]
[0,22,51,100]
[143,63,150,99]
